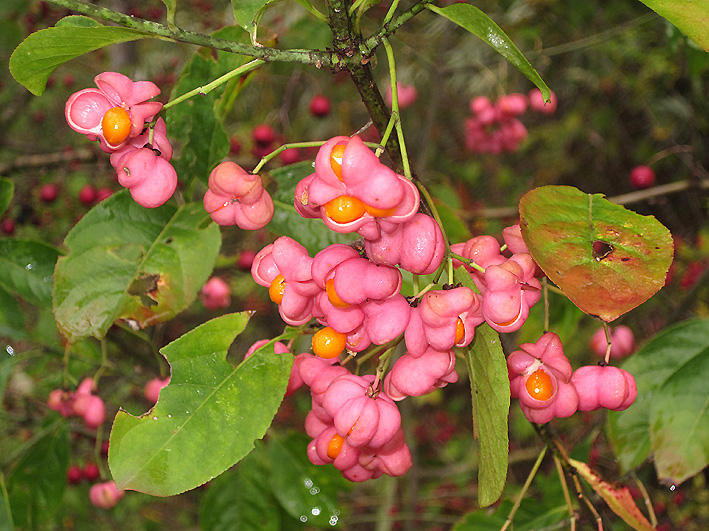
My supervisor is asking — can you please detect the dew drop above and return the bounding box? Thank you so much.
[304,478,313,488]
[152,416,158,420]
[5,345,15,356]
[299,515,308,523]
[669,484,676,491]
[329,516,338,526]
[25,263,33,270]
[310,487,320,495]
[311,507,321,516]
[167,415,172,418]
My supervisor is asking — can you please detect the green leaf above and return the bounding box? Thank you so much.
[457,267,509,508]
[6,423,69,529]
[9,20,150,96]
[569,459,655,531]
[200,444,281,531]
[428,4,550,100]
[232,0,277,38]
[109,313,294,496]
[0,239,61,309]
[53,190,221,343]
[159,0,177,31]
[268,433,346,527]
[0,178,13,217]
[268,163,356,255]
[519,185,673,322]
[54,15,102,28]
[639,0,709,51]
[166,29,250,187]
[650,338,709,485]
[0,474,14,531]
[0,285,25,344]
[608,319,709,473]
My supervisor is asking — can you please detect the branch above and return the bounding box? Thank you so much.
[327,0,404,170]
[46,0,337,67]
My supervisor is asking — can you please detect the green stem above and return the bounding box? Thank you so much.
[500,446,547,531]
[164,60,264,110]
[449,252,486,274]
[46,0,336,66]
[382,38,412,180]
[383,0,402,26]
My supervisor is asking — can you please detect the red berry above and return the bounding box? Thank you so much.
[39,183,59,203]
[309,94,332,117]
[62,74,75,88]
[630,165,655,189]
[229,136,242,155]
[78,185,97,206]
[237,249,256,271]
[252,124,276,146]
[1,219,15,235]
[96,187,113,202]
[67,465,83,484]
[83,462,100,481]
[280,147,301,165]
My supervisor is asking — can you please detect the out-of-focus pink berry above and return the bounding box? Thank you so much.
[309,94,332,117]
[74,394,106,429]
[280,147,302,165]
[237,249,257,271]
[229,136,242,155]
[203,161,274,229]
[48,389,75,417]
[82,462,100,481]
[65,72,162,152]
[67,464,83,484]
[1,219,15,235]
[89,481,124,509]
[385,82,418,109]
[497,93,528,117]
[96,187,114,202]
[630,165,655,189]
[528,88,557,114]
[39,183,59,203]
[144,376,170,403]
[252,124,276,146]
[200,276,231,310]
[590,325,635,359]
[78,184,97,206]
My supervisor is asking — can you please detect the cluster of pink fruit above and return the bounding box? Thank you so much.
[65,72,177,209]
[464,89,557,154]
[47,377,105,429]
[239,135,637,482]
[68,463,124,510]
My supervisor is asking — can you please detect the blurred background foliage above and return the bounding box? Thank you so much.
[0,0,707,529]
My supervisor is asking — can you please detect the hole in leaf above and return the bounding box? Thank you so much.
[592,240,614,261]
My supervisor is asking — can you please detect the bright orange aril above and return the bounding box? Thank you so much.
[327,433,345,459]
[312,327,347,359]
[329,143,346,181]
[268,274,286,304]
[525,368,554,401]
[323,195,366,224]
[326,278,350,308]
[364,204,397,218]
[101,107,131,145]
[454,318,466,344]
